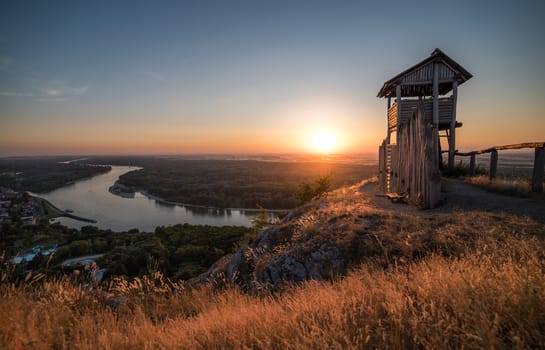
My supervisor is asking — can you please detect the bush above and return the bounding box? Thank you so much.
[295,174,333,204]
[251,206,271,235]
[442,160,486,177]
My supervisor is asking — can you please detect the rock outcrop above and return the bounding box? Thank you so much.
[200,180,385,292]
[196,178,524,293]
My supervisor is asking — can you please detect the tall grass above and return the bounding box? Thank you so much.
[465,176,538,197]
[2,234,544,349]
[442,160,486,178]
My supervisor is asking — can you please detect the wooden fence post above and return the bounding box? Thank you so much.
[532,147,545,192]
[469,154,476,176]
[448,81,458,168]
[489,150,498,180]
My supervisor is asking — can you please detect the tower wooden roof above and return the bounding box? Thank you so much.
[377,49,472,98]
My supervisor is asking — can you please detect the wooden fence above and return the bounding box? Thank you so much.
[379,101,441,208]
[453,142,545,192]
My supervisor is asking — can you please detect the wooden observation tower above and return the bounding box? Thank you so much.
[377,49,472,208]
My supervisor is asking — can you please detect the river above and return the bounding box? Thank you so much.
[37,166,259,231]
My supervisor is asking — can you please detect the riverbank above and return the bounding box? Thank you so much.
[0,158,112,194]
[33,195,97,223]
[110,179,287,213]
[139,188,289,214]
[32,165,259,230]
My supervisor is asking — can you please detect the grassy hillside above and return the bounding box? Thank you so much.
[1,180,544,349]
[1,234,543,349]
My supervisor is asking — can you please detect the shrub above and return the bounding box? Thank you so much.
[295,174,333,204]
[442,160,486,177]
[250,206,271,235]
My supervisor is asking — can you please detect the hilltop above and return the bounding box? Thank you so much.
[1,177,544,349]
[198,177,545,291]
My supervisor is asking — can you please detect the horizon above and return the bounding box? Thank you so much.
[0,151,381,160]
[1,0,545,156]
[0,148,538,158]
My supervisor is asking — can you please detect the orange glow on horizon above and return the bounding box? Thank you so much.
[0,126,379,156]
[0,105,384,156]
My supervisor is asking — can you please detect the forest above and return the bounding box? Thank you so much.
[1,155,377,209]
[1,222,250,281]
[0,157,110,193]
[91,156,377,209]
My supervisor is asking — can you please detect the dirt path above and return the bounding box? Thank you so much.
[359,179,545,223]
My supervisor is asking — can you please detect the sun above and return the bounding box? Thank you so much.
[311,130,337,154]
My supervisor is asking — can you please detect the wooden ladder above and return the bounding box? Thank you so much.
[386,145,393,193]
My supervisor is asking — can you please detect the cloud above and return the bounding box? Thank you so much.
[0,91,34,97]
[36,98,66,102]
[144,71,168,83]
[0,81,89,102]
[35,82,89,101]
[41,83,89,97]
[42,89,64,97]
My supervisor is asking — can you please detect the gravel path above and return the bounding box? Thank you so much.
[359,178,545,223]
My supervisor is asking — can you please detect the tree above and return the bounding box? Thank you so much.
[251,205,271,234]
[295,174,333,204]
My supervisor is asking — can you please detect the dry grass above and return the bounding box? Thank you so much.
[2,232,544,349]
[464,176,540,197]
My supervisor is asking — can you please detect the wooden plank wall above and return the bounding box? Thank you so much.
[387,104,398,130]
[388,98,454,131]
[389,101,441,208]
[397,61,459,97]
[400,61,457,85]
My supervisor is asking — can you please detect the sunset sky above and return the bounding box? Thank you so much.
[1,0,544,156]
